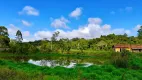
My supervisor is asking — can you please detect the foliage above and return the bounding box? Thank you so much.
[111,50,142,69]
[9,43,38,54]
[50,31,60,51]
[0,26,10,47]
[16,30,23,43]
[40,40,52,53]
[129,54,142,69]
[137,26,142,39]
[77,38,88,53]
[0,59,142,80]
[0,26,9,36]
[59,38,71,54]
[111,50,130,68]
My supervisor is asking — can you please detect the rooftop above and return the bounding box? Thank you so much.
[114,44,142,49]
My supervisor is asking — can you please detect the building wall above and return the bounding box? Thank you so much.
[115,48,131,52]
[115,48,120,52]
[125,48,132,52]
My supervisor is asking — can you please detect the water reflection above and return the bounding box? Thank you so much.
[0,55,106,67]
[28,59,93,68]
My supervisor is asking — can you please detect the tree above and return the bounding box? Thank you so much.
[0,26,10,47]
[77,38,88,53]
[16,30,23,43]
[50,31,60,50]
[124,33,128,37]
[0,26,9,36]
[40,40,51,53]
[137,26,142,39]
[96,40,107,50]
[59,38,71,54]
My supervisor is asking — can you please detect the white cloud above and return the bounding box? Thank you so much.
[22,20,31,26]
[112,29,131,35]
[125,7,133,12]
[34,31,52,39]
[34,17,131,40]
[23,31,30,37]
[51,16,69,28]
[23,38,35,42]
[134,24,141,31]
[8,24,19,36]
[88,18,102,24]
[19,6,39,16]
[69,7,82,18]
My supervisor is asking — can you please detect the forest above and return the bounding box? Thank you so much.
[1,26,142,54]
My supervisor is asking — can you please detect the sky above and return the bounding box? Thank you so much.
[0,0,142,42]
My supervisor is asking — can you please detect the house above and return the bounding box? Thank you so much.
[114,44,142,52]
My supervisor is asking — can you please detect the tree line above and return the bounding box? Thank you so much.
[1,26,142,54]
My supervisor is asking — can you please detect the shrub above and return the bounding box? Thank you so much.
[0,67,30,80]
[111,50,130,68]
[111,50,142,69]
[129,54,142,69]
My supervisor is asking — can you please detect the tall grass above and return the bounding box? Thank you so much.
[0,59,142,80]
[111,50,142,69]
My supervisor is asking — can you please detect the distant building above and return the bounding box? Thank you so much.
[114,44,142,52]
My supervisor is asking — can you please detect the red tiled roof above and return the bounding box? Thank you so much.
[114,44,131,48]
[114,44,142,49]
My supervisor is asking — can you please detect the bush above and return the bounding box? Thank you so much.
[0,67,30,80]
[129,54,142,69]
[111,50,130,68]
[9,43,39,54]
[111,50,142,69]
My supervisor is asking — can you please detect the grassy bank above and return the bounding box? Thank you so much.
[0,59,142,80]
[0,51,142,80]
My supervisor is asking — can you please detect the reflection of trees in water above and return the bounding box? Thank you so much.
[40,60,56,67]
[1,56,29,62]
[1,55,105,65]
[38,56,96,67]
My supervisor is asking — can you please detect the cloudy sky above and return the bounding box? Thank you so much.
[0,0,142,42]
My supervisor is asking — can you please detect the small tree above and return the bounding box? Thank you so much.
[59,38,71,54]
[16,30,23,43]
[137,26,142,39]
[78,38,88,53]
[50,31,60,51]
[0,26,10,47]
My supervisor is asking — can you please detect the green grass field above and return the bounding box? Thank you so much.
[0,51,142,80]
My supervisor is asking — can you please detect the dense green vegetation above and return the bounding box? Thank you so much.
[0,26,142,80]
[1,26,142,54]
[0,54,142,80]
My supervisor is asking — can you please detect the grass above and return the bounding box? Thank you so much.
[0,51,142,80]
[0,58,142,80]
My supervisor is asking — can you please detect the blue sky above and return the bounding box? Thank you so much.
[0,0,142,41]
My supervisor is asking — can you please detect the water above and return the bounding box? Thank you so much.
[28,59,93,68]
[1,55,105,68]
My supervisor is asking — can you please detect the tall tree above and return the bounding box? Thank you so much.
[0,26,10,47]
[0,26,9,36]
[124,33,128,37]
[51,31,60,50]
[16,30,23,43]
[138,26,142,39]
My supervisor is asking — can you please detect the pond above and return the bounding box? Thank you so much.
[28,59,93,68]
[0,55,106,68]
